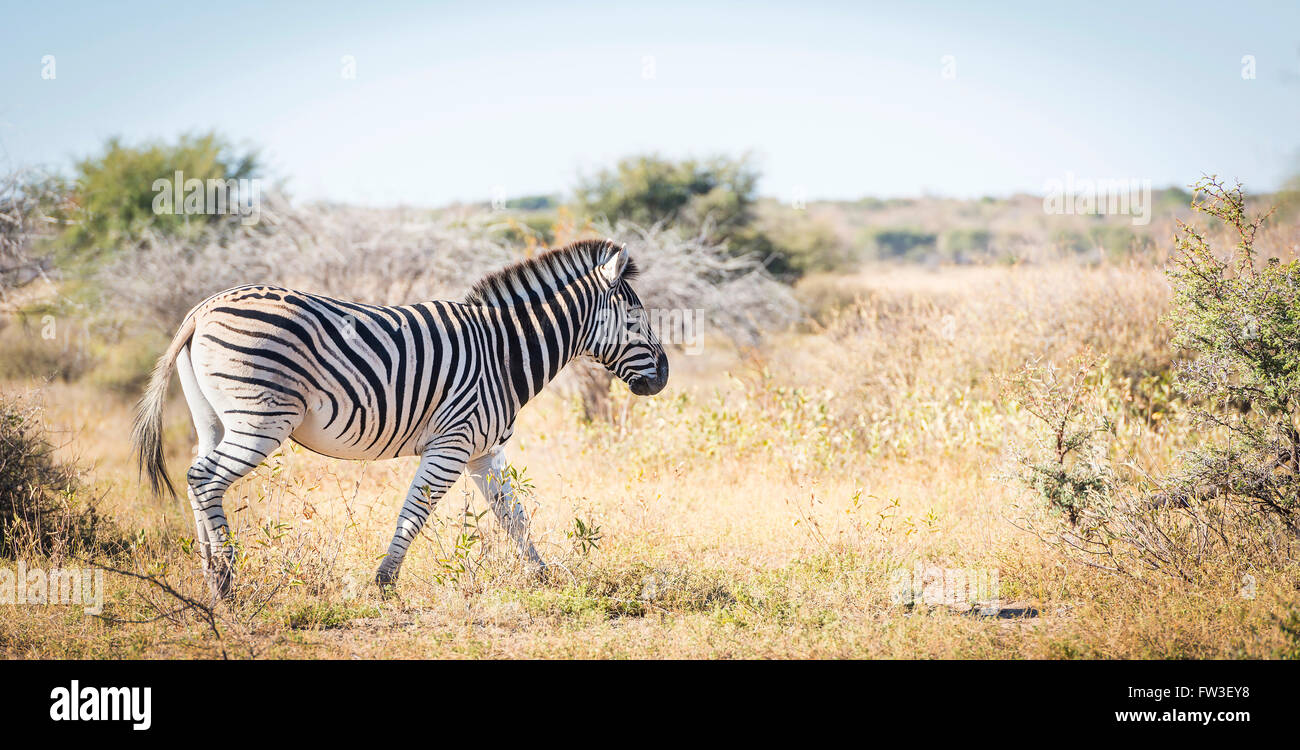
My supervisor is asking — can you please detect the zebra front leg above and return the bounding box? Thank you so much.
[468,447,546,573]
[376,441,470,589]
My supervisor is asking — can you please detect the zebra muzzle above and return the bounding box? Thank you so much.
[628,354,669,396]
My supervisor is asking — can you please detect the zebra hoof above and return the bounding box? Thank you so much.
[534,562,558,585]
[375,570,399,598]
[206,569,233,602]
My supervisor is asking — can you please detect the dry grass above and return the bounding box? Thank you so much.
[1,262,1298,659]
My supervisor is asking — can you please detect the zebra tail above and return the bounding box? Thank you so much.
[131,312,198,500]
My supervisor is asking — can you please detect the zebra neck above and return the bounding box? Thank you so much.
[486,288,592,409]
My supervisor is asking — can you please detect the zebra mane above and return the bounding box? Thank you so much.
[464,238,639,308]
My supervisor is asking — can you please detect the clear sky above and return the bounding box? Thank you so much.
[2,0,1297,206]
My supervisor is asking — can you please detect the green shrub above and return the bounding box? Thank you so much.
[63,132,260,263]
[282,601,380,630]
[759,210,847,275]
[863,227,937,260]
[573,153,809,274]
[1003,352,1115,528]
[1006,179,1300,579]
[940,228,992,259]
[1165,177,1300,534]
[1051,228,1088,254]
[575,153,759,240]
[1050,225,1153,258]
[1087,225,1151,257]
[496,213,557,246]
[504,194,559,211]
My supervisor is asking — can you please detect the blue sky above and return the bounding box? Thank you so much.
[2,0,1297,206]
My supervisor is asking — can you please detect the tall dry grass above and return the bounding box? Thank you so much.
[2,238,1298,658]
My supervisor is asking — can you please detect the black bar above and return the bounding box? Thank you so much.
[0,660,1283,738]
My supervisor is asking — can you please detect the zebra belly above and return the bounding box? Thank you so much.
[288,395,422,460]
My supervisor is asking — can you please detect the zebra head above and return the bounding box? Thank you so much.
[587,242,669,396]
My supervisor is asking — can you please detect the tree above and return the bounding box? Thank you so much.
[574,153,760,246]
[65,132,260,260]
[573,153,834,278]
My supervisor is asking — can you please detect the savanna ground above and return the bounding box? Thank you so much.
[5,258,1299,659]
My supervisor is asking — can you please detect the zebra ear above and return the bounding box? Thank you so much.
[598,243,629,285]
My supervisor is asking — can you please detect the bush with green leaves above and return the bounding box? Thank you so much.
[1166,177,1299,537]
[504,194,559,211]
[575,153,760,240]
[862,227,937,260]
[573,153,823,277]
[939,228,992,260]
[63,132,260,261]
[1003,352,1115,529]
[755,206,846,274]
[1007,178,1300,579]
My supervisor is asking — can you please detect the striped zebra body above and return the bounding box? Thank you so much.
[132,239,668,597]
[188,289,514,462]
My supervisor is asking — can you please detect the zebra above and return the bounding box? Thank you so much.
[131,238,668,598]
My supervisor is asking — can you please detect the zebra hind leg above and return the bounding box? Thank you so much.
[467,447,546,574]
[187,421,297,600]
[176,347,224,588]
[376,439,471,592]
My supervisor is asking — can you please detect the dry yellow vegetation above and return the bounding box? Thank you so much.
[2,261,1298,659]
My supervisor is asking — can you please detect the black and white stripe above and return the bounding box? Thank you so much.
[132,239,668,596]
